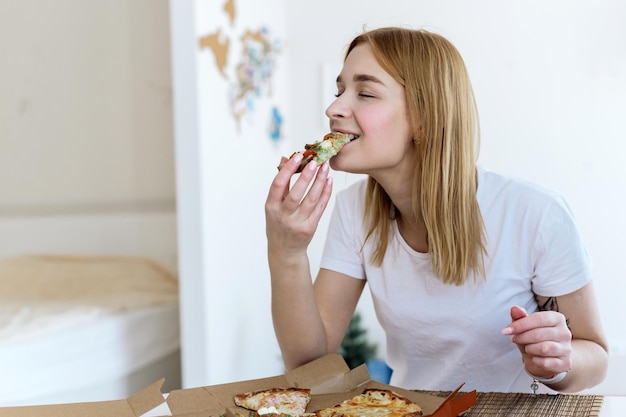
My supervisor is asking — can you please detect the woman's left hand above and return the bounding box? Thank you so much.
[502,305,573,379]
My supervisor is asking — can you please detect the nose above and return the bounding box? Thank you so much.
[325,95,350,121]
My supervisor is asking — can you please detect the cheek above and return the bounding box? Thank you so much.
[362,108,411,145]
[360,108,396,135]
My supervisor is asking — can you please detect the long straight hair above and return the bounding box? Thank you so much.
[350,27,487,285]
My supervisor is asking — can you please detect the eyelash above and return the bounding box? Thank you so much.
[334,91,375,98]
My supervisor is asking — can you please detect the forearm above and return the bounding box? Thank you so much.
[544,339,608,393]
[269,249,329,370]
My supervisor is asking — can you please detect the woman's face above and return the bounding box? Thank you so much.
[325,43,415,176]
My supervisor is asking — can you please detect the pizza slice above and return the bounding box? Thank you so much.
[278,132,357,173]
[314,388,422,417]
[234,387,312,417]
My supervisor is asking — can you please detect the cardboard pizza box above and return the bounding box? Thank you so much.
[0,378,167,417]
[0,354,475,417]
[166,354,476,417]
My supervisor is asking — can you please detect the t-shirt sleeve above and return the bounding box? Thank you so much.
[531,194,592,296]
[319,185,366,280]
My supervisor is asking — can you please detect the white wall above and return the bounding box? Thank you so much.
[170,0,290,387]
[0,0,177,265]
[0,0,176,212]
[0,0,178,267]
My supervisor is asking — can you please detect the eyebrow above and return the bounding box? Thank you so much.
[336,74,385,85]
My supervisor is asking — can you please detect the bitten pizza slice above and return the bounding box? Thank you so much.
[234,387,312,417]
[315,388,423,417]
[278,132,357,173]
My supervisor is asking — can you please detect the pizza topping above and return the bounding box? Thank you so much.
[278,132,357,172]
[234,387,312,417]
[258,406,279,415]
[314,389,423,417]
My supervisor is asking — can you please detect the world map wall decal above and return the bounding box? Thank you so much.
[198,0,283,141]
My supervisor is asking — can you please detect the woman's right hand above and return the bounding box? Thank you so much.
[265,153,333,257]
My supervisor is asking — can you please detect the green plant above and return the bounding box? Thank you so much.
[338,312,378,369]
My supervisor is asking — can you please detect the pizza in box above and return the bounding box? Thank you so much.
[233,386,423,417]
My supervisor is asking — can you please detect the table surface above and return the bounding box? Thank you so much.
[420,390,625,417]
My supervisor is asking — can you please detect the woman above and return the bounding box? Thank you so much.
[264,27,608,393]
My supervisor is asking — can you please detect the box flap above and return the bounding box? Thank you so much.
[0,378,166,417]
[128,378,169,416]
[166,386,225,416]
[284,353,351,391]
[423,384,477,417]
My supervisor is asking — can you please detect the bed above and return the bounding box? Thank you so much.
[0,211,181,406]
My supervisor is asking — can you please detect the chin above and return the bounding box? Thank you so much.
[330,159,350,173]
[330,156,366,174]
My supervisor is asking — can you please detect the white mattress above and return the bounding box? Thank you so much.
[0,255,181,406]
[0,301,180,405]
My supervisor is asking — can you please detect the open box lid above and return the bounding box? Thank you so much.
[0,379,166,417]
[166,354,476,417]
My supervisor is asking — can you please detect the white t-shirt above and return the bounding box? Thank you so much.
[320,166,591,393]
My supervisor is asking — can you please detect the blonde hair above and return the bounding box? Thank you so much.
[349,27,487,285]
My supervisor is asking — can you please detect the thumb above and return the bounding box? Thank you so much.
[510,305,528,321]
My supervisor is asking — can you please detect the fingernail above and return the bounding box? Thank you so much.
[307,161,317,171]
[502,327,513,335]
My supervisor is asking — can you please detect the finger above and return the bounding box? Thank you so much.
[528,353,573,374]
[509,311,566,336]
[300,163,333,223]
[512,320,572,348]
[311,176,333,221]
[510,305,528,321]
[523,339,571,358]
[299,162,330,211]
[267,154,304,203]
[501,305,528,335]
[281,160,320,211]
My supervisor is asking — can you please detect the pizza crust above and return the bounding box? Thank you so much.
[314,389,423,417]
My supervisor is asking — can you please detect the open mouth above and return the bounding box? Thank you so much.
[339,133,359,142]
[330,131,359,142]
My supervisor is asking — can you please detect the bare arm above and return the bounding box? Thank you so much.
[272,268,365,370]
[265,156,363,370]
[503,282,608,392]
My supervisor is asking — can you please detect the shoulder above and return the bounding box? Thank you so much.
[477,166,571,213]
[477,166,584,246]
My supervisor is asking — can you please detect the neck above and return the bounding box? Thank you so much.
[395,208,428,253]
